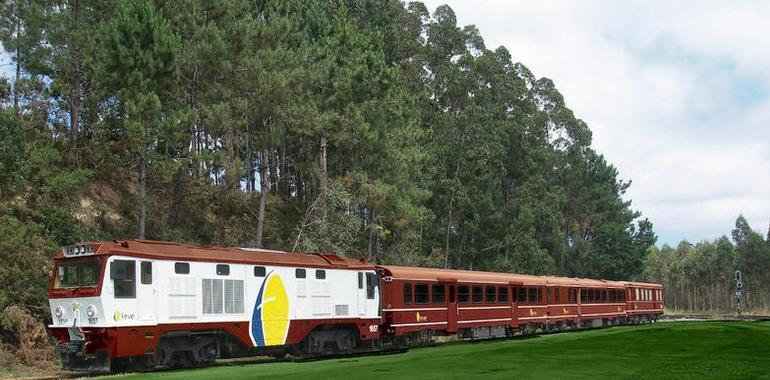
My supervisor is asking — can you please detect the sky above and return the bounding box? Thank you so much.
[422,0,770,246]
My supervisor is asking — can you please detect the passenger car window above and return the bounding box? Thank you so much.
[485,286,496,303]
[528,287,537,303]
[432,284,446,303]
[472,286,483,303]
[414,284,429,304]
[403,283,413,304]
[458,285,470,303]
[498,287,509,303]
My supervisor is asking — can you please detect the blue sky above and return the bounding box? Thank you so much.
[423,0,770,245]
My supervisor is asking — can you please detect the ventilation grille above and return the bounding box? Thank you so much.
[202,279,244,315]
[335,304,349,316]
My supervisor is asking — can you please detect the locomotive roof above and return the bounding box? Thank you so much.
[58,240,374,270]
[378,265,630,288]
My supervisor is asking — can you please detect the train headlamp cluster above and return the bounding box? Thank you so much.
[86,305,96,318]
[62,244,95,257]
[55,306,64,319]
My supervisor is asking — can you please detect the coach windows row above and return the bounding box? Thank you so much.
[580,288,606,303]
[634,288,656,301]
[579,288,625,303]
[516,287,545,305]
[403,283,513,305]
[609,289,626,302]
[403,283,430,304]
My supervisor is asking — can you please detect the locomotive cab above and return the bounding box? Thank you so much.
[48,243,152,372]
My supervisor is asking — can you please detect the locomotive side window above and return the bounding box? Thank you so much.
[458,285,470,303]
[110,260,136,299]
[358,273,364,289]
[216,264,230,276]
[498,287,509,303]
[432,284,446,303]
[175,262,190,274]
[414,284,429,304]
[366,273,377,299]
[254,266,266,277]
[315,270,326,280]
[140,261,152,285]
[485,286,496,303]
[403,283,413,304]
[296,268,306,279]
[469,286,480,303]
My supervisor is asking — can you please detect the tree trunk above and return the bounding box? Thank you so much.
[444,207,452,269]
[13,1,20,112]
[319,136,328,219]
[138,153,147,240]
[255,149,269,248]
[67,0,81,165]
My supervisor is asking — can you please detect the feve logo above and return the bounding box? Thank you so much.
[250,271,290,347]
[113,311,135,321]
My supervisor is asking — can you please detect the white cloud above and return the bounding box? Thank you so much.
[422,0,770,244]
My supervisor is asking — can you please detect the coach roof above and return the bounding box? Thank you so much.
[379,265,627,288]
[57,240,374,270]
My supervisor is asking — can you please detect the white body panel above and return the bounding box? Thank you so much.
[50,255,380,347]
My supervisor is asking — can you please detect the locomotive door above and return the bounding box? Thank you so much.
[510,282,521,328]
[444,281,457,333]
[357,272,366,315]
[137,261,157,321]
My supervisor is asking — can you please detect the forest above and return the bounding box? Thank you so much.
[0,0,767,372]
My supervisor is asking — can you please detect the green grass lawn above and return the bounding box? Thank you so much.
[113,322,770,380]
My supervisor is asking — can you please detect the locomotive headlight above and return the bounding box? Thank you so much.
[86,305,96,318]
[55,306,64,319]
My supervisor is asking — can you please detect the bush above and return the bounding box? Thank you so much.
[0,305,57,371]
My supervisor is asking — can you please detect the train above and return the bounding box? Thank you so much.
[48,240,664,372]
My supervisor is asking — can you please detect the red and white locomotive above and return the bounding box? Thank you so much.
[48,240,663,372]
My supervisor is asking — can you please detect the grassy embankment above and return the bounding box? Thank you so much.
[108,322,770,380]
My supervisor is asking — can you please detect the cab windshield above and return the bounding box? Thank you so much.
[54,258,102,288]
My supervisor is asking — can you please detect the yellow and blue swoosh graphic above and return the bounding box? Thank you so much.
[250,271,290,346]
